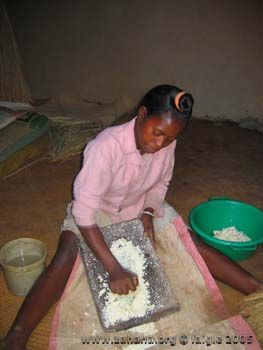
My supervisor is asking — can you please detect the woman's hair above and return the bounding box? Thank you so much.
[112,84,194,127]
[137,84,194,123]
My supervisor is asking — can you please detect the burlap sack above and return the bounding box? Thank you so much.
[49,209,260,350]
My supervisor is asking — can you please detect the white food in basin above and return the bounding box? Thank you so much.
[213,226,251,242]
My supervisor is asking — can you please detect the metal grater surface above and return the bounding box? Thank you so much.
[77,219,180,332]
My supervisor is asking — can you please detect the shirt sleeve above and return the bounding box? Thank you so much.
[143,142,176,217]
[72,140,113,226]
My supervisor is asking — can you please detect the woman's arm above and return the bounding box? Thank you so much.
[78,225,138,295]
[143,144,175,216]
[141,145,176,248]
[140,207,156,249]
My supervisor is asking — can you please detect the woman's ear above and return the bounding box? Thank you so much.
[137,106,148,121]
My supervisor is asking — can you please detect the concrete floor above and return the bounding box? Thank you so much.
[0,118,263,347]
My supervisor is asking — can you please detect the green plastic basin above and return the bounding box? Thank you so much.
[189,198,263,261]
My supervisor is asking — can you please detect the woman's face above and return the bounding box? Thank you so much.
[135,107,187,154]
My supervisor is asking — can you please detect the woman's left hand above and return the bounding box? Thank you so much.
[141,213,156,250]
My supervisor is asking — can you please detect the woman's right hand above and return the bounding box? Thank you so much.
[79,225,139,295]
[109,265,138,295]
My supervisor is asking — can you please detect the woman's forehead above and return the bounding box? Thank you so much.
[146,114,185,132]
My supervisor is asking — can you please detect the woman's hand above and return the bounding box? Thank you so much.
[79,224,138,295]
[109,265,138,295]
[140,210,156,249]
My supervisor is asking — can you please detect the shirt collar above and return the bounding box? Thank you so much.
[123,117,141,155]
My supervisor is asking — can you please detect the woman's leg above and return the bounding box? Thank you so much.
[0,230,78,350]
[190,229,263,295]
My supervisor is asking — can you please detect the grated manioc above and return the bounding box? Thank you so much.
[213,226,251,242]
[103,238,154,327]
[122,323,157,350]
[129,322,157,335]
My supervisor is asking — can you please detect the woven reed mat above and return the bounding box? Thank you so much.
[0,229,59,350]
[0,200,60,350]
[49,217,261,350]
[0,274,56,350]
[0,154,75,350]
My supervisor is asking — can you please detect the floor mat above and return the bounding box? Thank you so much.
[49,217,261,350]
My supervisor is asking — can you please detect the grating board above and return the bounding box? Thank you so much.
[77,219,180,332]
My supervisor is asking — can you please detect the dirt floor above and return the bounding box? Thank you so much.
[0,118,263,349]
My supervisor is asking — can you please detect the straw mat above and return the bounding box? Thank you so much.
[0,230,59,350]
[0,272,56,349]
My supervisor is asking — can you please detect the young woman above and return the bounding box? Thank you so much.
[1,84,262,350]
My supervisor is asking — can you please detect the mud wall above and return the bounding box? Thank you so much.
[6,0,263,121]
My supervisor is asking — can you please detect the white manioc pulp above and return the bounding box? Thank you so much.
[213,226,251,242]
[103,238,154,327]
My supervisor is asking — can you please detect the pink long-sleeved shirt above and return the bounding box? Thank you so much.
[72,117,176,226]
